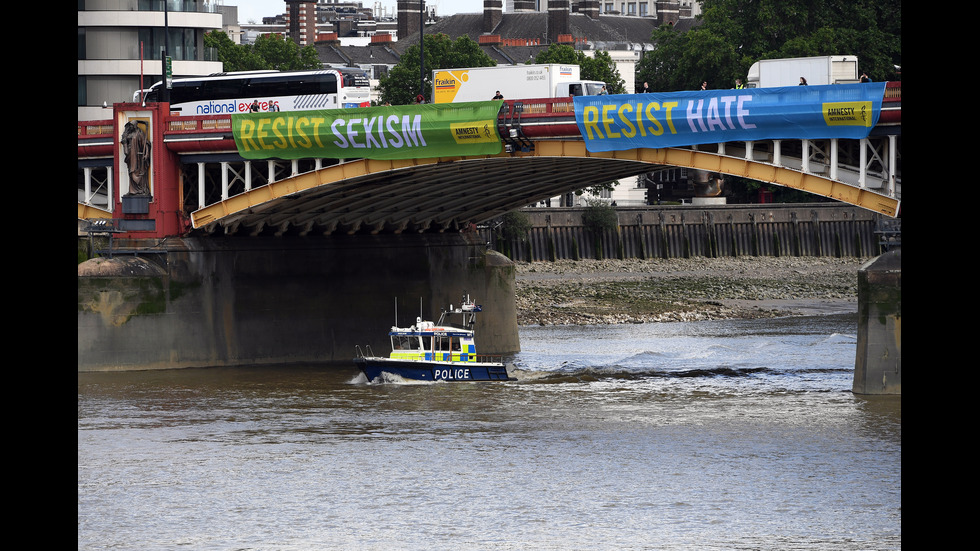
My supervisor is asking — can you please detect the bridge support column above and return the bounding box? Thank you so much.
[197,162,205,209]
[78,233,518,371]
[852,249,901,394]
[888,135,898,197]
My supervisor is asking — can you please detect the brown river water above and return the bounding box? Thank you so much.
[78,313,900,550]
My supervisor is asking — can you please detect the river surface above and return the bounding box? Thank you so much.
[78,313,901,550]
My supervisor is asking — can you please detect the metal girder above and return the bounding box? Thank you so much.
[189,139,900,236]
[78,202,113,219]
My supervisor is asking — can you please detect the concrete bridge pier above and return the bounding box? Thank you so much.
[77,233,519,371]
[852,249,901,394]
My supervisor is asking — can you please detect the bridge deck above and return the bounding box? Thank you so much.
[77,83,901,237]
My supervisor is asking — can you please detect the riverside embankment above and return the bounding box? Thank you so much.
[515,256,869,326]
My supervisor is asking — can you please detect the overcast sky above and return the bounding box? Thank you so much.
[229,1,486,25]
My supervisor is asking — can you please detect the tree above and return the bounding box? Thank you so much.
[534,44,626,94]
[636,0,901,92]
[205,31,262,72]
[378,34,496,105]
[581,198,619,260]
[251,34,322,71]
[204,31,322,72]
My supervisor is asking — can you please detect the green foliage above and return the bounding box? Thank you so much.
[378,34,496,105]
[534,44,626,94]
[499,210,532,242]
[575,179,619,197]
[205,31,322,72]
[637,0,901,92]
[252,34,322,71]
[581,199,619,234]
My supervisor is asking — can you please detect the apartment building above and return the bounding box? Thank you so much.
[78,0,224,121]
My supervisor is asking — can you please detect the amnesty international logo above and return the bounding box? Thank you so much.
[450,120,496,144]
[822,101,873,127]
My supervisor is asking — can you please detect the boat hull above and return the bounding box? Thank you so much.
[354,357,514,382]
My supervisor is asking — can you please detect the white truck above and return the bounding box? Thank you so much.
[431,64,606,103]
[745,55,860,88]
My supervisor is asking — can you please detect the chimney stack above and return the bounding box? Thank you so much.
[580,0,600,19]
[547,0,570,45]
[656,0,680,26]
[397,0,423,39]
[484,0,502,33]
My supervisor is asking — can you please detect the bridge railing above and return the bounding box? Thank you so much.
[497,81,900,119]
[78,119,116,159]
[166,115,233,133]
[78,120,114,138]
[497,97,581,140]
[499,97,575,117]
[85,82,901,148]
[883,81,901,101]
[80,85,901,219]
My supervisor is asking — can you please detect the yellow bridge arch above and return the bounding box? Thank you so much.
[188,139,899,236]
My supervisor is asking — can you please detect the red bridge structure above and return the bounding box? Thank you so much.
[78,82,900,240]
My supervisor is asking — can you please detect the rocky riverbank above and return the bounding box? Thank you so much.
[515,256,871,326]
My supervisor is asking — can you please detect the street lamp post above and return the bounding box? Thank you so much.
[160,0,171,103]
[419,1,425,101]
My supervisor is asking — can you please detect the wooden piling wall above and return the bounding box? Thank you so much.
[486,204,885,262]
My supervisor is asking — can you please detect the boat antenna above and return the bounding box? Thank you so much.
[394,297,397,326]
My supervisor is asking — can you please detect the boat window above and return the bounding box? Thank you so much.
[432,336,462,351]
[391,335,420,350]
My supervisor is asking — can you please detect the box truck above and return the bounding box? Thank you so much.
[745,55,860,88]
[432,64,606,103]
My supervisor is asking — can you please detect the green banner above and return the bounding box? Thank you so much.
[231,102,502,160]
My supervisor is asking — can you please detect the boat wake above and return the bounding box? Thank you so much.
[507,363,776,383]
[357,371,448,385]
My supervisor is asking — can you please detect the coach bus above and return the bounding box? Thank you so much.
[135,68,372,115]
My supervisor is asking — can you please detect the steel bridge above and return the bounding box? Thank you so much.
[77,82,900,238]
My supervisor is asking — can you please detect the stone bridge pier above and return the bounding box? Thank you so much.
[852,249,901,394]
[78,233,518,371]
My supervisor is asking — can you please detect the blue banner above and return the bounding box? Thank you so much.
[574,83,887,152]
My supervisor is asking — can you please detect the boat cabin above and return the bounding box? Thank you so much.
[389,322,477,363]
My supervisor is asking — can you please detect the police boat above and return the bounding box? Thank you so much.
[354,295,515,382]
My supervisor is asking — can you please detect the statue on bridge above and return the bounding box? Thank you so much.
[120,120,151,196]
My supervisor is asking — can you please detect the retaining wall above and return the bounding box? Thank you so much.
[488,204,885,261]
